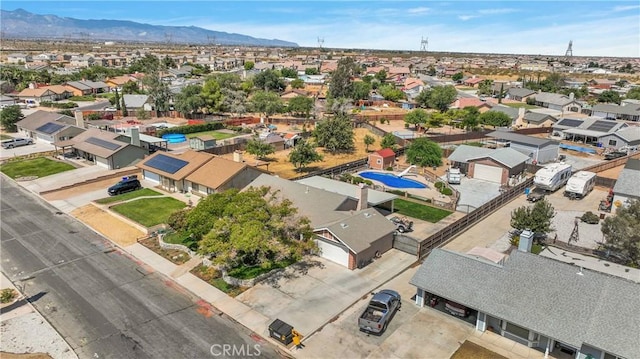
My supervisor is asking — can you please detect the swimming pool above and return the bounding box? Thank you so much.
[162,133,187,144]
[359,171,427,189]
[559,143,597,154]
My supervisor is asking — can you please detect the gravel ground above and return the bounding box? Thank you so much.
[549,211,605,249]
[0,311,76,359]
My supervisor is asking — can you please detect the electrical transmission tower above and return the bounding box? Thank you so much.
[317,37,324,50]
[420,36,428,52]
[164,32,173,45]
[565,40,573,57]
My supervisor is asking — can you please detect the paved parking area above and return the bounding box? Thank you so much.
[450,177,501,212]
[0,139,56,160]
[299,268,473,359]
[235,250,416,338]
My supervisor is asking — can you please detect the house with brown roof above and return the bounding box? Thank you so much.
[450,97,492,112]
[16,88,57,104]
[368,148,396,170]
[137,150,214,192]
[105,75,136,89]
[185,156,267,196]
[462,77,484,87]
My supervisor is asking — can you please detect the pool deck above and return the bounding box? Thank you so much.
[358,170,452,204]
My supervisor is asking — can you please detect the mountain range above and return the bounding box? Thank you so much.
[0,8,298,47]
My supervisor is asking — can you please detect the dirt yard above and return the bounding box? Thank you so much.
[71,204,144,246]
[450,340,508,359]
[221,127,387,179]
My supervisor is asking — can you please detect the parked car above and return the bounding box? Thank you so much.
[358,289,401,335]
[107,175,142,196]
[526,187,547,202]
[1,137,34,149]
[604,151,627,160]
[389,216,413,233]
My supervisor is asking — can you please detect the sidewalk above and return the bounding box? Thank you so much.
[0,272,77,359]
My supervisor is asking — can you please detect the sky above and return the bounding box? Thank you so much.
[2,1,639,57]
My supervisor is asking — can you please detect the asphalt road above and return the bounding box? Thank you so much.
[0,176,281,359]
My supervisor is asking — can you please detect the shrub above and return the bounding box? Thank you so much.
[0,288,17,303]
[386,166,394,171]
[40,101,78,109]
[167,208,190,231]
[352,176,365,184]
[435,181,445,189]
[441,187,453,196]
[87,113,101,121]
[363,180,373,186]
[581,211,600,224]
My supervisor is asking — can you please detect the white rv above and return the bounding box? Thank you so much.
[533,163,573,191]
[564,171,596,199]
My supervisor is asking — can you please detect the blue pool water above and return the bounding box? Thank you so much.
[162,133,187,144]
[559,143,597,154]
[359,172,427,189]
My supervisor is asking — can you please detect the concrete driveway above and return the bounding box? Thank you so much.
[0,139,56,160]
[298,268,475,359]
[451,177,501,212]
[235,250,416,338]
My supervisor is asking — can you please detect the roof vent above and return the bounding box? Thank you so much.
[364,212,372,218]
[340,223,348,229]
[577,267,584,276]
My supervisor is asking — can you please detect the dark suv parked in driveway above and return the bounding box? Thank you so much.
[107,176,142,196]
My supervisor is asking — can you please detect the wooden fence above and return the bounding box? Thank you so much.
[417,178,534,259]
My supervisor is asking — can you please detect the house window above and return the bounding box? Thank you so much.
[608,139,617,146]
[504,322,529,340]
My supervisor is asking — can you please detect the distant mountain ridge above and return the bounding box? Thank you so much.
[0,8,298,47]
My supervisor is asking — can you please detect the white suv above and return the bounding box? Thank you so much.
[2,137,34,149]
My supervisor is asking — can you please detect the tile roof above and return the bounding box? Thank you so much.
[410,249,640,359]
[375,148,396,158]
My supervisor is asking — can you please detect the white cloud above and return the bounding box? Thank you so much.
[612,5,640,12]
[478,8,519,15]
[458,15,478,21]
[408,7,430,14]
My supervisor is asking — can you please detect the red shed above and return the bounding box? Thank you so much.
[368,148,396,170]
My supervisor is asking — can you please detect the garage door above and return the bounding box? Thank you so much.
[143,170,160,184]
[95,156,110,169]
[473,164,503,183]
[316,239,349,267]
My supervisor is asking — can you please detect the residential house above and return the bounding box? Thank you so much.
[7,53,32,63]
[591,103,640,122]
[247,174,397,269]
[122,94,152,111]
[0,95,18,107]
[612,158,640,212]
[447,145,529,184]
[296,176,398,212]
[368,148,396,170]
[596,125,640,151]
[553,117,628,145]
[137,150,214,192]
[462,77,484,87]
[506,88,537,102]
[43,85,73,101]
[16,88,57,104]
[410,248,640,359]
[530,92,582,113]
[487,130,560,164]
[185,156,267,196]
[54,127,148,170]
[105,75,136,90]
[449,97,492,112]
[15,111,84,143]
[69,55,95,68]
[521,112,557,128]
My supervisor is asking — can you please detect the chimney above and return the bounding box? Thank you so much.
[130,127,141,147]
[74,111,85,128]
[356,183,368,211]
[569,92,575,100]
[233,150,243,163]
[518,107,526,118]
[518,229,534,253]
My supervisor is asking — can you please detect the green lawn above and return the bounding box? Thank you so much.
[503,103,539,109]
[0,157,76,179]
[163,230,200,251]
[111,197,186,227]
[95,188,163,204]
[185,131,237,140]
[394,198,452,223]
[0,134,12,140]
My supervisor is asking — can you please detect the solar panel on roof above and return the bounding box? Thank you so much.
[587,120,617,133]
[36,122,65,134]
[86,137,121,151]
[144,154,188,174]
[556,119,582,128]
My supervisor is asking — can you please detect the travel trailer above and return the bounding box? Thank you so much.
[533,163,572,191]
[564,171,596,199]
